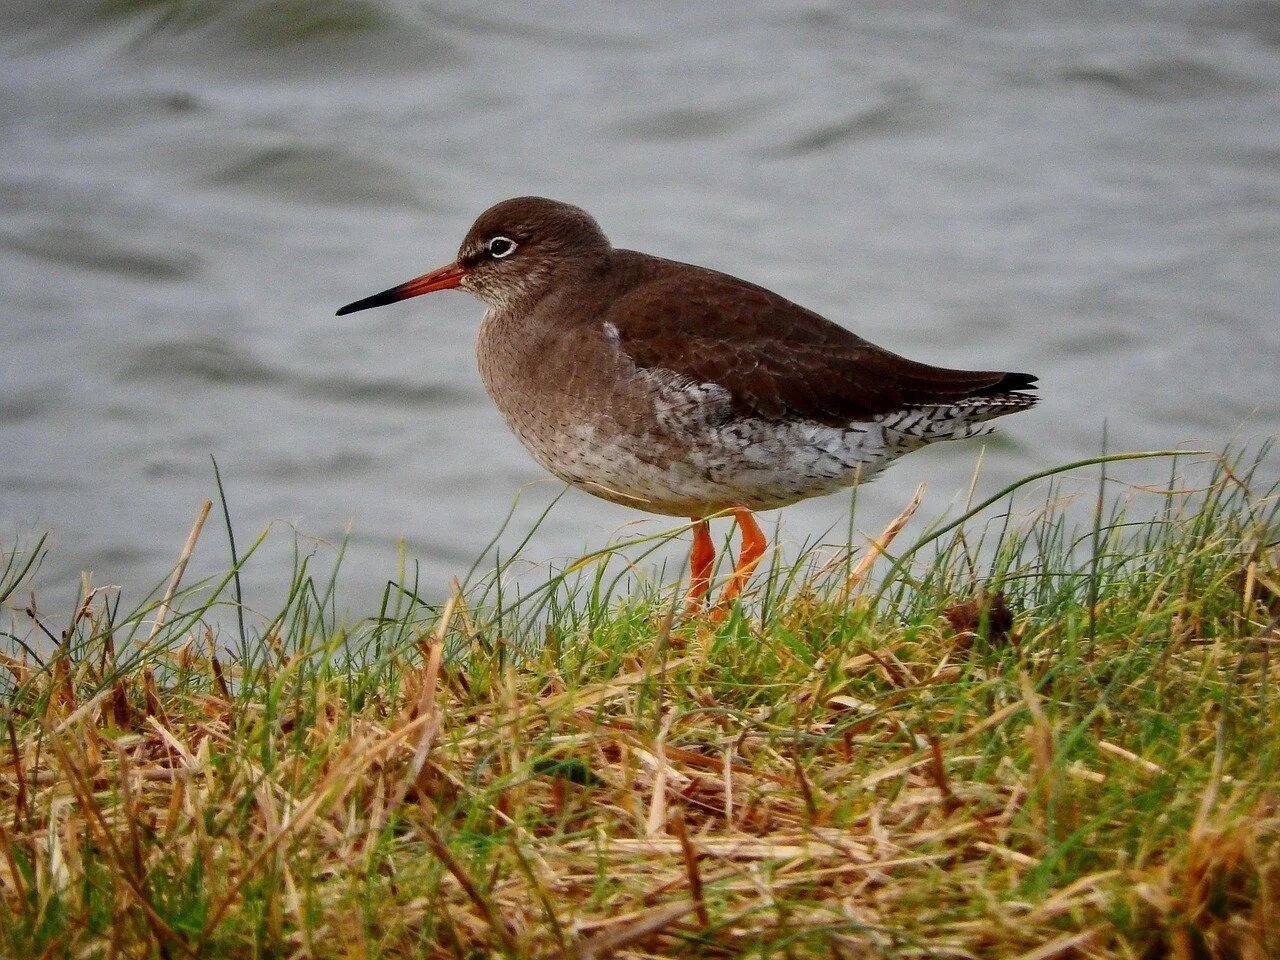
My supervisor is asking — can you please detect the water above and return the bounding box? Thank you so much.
[3,1,1278,619]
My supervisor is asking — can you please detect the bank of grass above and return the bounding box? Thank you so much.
[1,449,1278,959]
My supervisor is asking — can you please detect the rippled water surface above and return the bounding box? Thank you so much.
[3,1,1278,612]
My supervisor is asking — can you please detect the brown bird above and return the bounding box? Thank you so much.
[338,197,1037,615]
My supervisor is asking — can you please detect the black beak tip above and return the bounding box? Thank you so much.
[335,296,379,317]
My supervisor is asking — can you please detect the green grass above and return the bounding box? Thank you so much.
[1,447,1278,958]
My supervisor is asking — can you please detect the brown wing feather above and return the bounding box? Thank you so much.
[599,252,1036,427]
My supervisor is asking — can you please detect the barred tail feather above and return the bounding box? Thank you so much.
[877,391,1037,446]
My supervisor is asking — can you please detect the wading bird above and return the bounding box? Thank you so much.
[338,197,1036,615]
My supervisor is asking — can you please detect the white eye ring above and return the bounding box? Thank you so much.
[488,236,517,259]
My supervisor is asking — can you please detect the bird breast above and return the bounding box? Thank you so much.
[472,309,893,515]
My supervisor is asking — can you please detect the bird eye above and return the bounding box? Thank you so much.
[487,236,516,259]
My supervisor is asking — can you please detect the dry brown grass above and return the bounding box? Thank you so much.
[2,451,1279,957]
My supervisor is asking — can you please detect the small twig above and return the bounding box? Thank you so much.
[377,588,459,830]
[116,742,146,877]
[791,749,819,824]
[147,500,212,645]
[925,734,959,812]
[1096,739,1164,778]
[53,684,116,733]
[671,808,709,927]
[422,821,517,953]
[7,717,28,829]
[839,484,925,600]
[0,819,28,906]
[576,899,699,960]
[1010,927,1101,960]
[646,712,678,837]
[508,837,568,953]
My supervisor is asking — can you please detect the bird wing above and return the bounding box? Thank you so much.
[601,255,1037,427]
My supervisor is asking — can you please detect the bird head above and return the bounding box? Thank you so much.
[336,196,610,316]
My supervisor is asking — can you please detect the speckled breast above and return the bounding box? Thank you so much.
[475,308,702,515]
[473,309,921,517]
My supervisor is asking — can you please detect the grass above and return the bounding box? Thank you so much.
[1,446,1278,958]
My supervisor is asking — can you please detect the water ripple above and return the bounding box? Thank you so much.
[3,225,201,281]
[611,105,759,142]
[773,92,932,156]
[104,0,396,46]
[206,143,422,207]
[116,337,471,407]
[1060,58,1255,100]
[0,389,57,425]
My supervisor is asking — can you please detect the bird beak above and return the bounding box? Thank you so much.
[335,261,467,316]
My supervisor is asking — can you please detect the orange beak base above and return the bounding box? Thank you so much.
[336,261,467,316]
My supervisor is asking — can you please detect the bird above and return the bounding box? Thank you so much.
[337,197,1037,616]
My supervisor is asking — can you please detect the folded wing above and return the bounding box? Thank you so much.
[603,256,1037,428]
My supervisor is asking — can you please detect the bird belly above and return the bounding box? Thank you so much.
[477,314,1023,516]
[495,397,1028,515]
[480,371,904,516]
[502,412,921,515]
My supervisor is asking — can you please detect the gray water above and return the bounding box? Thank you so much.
[3,1,1278,619]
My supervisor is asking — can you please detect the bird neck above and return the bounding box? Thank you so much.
[475,250,610,315]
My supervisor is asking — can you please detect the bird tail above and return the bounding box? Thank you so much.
[879,387,1037,445]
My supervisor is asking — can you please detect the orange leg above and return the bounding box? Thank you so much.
[712,510,766,618]
[684,518,715,615]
